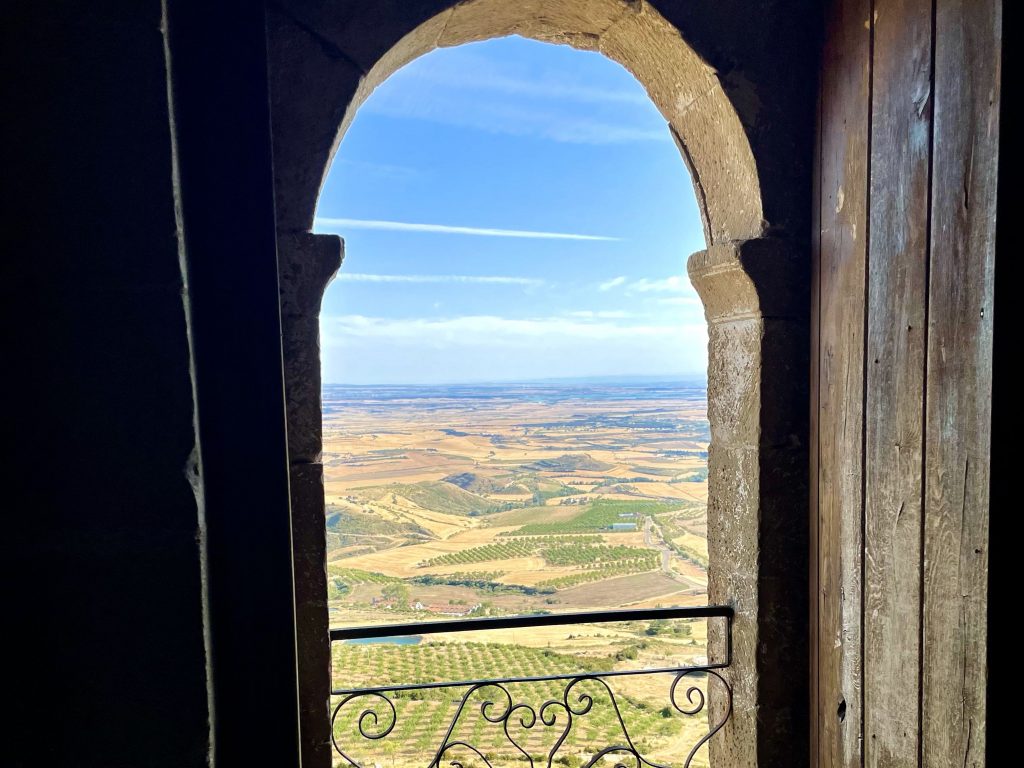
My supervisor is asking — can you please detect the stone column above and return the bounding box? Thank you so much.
[688,238,809,768]
[278,231,344,768]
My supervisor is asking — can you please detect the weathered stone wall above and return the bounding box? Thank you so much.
[278,232,344,766]
[689,240,809,767]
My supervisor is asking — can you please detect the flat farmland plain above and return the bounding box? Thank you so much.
[322,381,714,767]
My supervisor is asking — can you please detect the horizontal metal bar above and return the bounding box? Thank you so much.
[330,605,732,642]
[332,661,728,697]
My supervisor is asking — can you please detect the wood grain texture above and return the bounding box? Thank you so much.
[817,1,872,767]
[921,1,1000,766]
[863,0,933,765]
[816,1,999,763]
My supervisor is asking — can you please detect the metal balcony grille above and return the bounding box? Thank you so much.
[329,606,733,768]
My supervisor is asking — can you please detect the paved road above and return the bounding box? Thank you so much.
[644,515,673,573]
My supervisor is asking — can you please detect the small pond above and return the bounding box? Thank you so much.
[343,635,422,646]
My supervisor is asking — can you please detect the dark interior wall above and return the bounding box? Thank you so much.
[4,1,210,765]
[164,0,302,764]
[5,1,300,765]
[652,0,821,242]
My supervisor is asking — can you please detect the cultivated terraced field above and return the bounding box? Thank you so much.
[322,383,714,766]
[331,639,716,768]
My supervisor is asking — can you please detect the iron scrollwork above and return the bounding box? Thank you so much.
[330,607,733,768]
[332,668,732,768]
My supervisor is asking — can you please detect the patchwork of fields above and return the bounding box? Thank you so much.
[322,382,712,766]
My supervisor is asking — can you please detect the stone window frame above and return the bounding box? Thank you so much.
[267,2,809,766]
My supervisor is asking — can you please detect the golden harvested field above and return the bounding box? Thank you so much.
[322,381,715,767]
[553,571,701,608]
[323,382,710,622]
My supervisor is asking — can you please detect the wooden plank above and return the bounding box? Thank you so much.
[921,1,1000,766]
[863,0,933,765]
[817,0,871,765]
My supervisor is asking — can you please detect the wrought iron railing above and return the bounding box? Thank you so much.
[329,606,733,768]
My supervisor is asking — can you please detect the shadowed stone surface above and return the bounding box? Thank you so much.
[291,461,334,767]
[278,231,344,768]
[689,240,809,768]
[279,232,344,463]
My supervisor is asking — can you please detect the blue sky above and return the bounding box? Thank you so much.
[314,37,707,385]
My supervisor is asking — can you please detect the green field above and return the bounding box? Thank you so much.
[536,558,661,590]
[327,507,429,535]
[359,482,515,516]
[418,536,624,568]
[501,499,678,536]
[331,640,713,768]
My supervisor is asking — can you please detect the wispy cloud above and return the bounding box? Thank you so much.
[337,273,544,287]
[597,275,697,295]
[333,158,420,181]
[393,50,651,108]
[656,296,703,306]
[315,217,619,241]
[599,276,627,291]
[363,95,666,145]
[322,314,703,344]
[321,313,708,383]
[564,310,632,319]
[625,276,693,293]
[359,43,668,145]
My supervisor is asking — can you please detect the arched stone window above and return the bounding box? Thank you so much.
[267,2,809,766]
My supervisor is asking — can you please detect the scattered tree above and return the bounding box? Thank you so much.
[381,582,410,608]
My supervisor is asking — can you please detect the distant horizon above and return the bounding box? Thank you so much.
[322,373,707,388]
